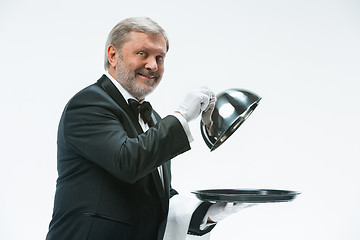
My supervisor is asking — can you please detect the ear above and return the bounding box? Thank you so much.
[107,45,119,68]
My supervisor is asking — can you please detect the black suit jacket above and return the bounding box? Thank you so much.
[46,75,213,240]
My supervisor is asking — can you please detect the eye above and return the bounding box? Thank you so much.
[156,56,164,63]
[137,51,147,58]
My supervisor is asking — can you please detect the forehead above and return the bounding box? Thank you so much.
[122,31,167,54]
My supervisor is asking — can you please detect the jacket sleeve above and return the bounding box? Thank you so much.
[187,202,216,236]
[163,195,216,240]
[58,86,191,183]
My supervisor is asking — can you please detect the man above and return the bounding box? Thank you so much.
[47,17,244,240]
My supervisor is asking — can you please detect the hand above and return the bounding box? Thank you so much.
[176,87,214,122]
[201,92,216,135]
[206,202,257,223]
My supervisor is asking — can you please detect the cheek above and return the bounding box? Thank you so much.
[125,61,138,71]
[158,64,165,74]
[123,55,143,70]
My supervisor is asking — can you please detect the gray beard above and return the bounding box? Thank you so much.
[115,59,161,100]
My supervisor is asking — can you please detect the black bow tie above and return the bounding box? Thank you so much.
[128,99,153,126]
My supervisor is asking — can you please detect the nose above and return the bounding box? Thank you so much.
[145,57,158,72]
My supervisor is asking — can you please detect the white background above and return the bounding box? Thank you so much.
[1,0,359,239]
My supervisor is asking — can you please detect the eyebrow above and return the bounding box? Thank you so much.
[139,47,166,56]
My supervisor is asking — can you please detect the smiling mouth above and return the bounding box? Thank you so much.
[138,72,156,80]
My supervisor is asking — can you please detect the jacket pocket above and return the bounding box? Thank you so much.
[83,212,133,227]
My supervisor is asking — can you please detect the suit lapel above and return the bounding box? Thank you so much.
[162,162,171,200]
[96,75,143,134]
[151,112,168,209]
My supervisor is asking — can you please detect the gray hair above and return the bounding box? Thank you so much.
[104,17,169,70]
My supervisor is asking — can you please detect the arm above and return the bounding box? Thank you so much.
[187,202,216,236]
[60,87,190,183]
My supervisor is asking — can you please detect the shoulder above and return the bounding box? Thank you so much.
[59,78,124,126]
[66,81,115,110]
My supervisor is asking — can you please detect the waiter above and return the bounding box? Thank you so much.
[46,17,245,240]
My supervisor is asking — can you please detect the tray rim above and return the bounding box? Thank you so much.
[191,188,301,203]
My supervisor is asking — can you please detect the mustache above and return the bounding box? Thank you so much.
[136,70,160,79]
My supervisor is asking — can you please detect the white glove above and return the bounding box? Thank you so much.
[201,92,216,135]
[176,87,214,122]
[206,202,256,223]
